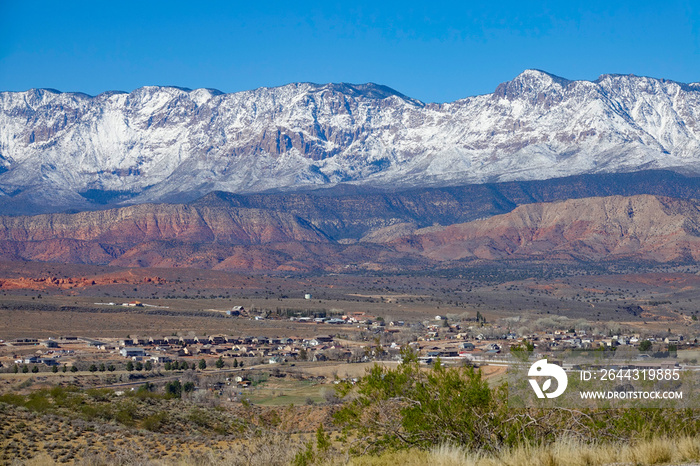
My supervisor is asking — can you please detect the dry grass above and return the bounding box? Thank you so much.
[7,435,700,465]
[348,436,700,466]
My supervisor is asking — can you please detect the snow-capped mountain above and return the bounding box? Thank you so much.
[1,70,700,213]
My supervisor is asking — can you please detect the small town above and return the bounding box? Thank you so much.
[2,303,693,380]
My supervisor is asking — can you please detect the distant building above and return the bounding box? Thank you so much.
[119,348,146,358]
[11,338,38,346]
[304,293,312,300]
[227,306,244,316]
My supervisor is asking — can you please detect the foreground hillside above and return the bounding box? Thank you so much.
[1,192,700,271]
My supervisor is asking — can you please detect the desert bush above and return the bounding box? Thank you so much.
[141,412,168,432]
[334,348,700,456]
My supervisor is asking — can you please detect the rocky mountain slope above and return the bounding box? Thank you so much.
[2,71,700,214]
[1,193,700,271]
[392,195,700,263]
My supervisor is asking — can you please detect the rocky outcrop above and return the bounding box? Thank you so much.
[0,204,329,245]
[391,195,700,263]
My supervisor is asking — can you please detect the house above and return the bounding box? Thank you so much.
[85,339,106,348]
[41,340,59,348]
[11,338,38,346]
[150,355,171,364]
[209,335,227,345]
[122,301,143,307]
[120,348,146,358]
[227,306,244,316]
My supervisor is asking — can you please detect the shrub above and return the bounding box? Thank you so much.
[334,348,700,456]
[142,412,168,432]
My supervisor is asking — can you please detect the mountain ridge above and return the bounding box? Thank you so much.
[2,70,700,214]
[1,192,700,271]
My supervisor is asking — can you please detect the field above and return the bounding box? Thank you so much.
[2,259,700,465]
[2,260,700,340]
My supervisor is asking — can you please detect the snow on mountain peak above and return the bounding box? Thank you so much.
[1,71,700,213]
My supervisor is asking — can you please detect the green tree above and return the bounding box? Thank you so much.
[31,365,39,373]
[135,361,144,371]
[126,361,134,371]
[198,359,207,370]
[22,365,29,373]
[52,365,58,373]
[183,381,195,393]
[99,363,106,372]
[62,364,67,373]
[510,339,535,361]
[215,356,224,369]
[181,361,189,370]
[144,360,153,371]
[107,364,115,372]
[12,364,18,373]
[164,361,172,371]
[639,340,653,352]
[165,380,182,398]
[89,364,98,372]
[233,359,239,368]
[70,365,78,372]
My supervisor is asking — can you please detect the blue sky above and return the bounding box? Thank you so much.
[0,0,698,103]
